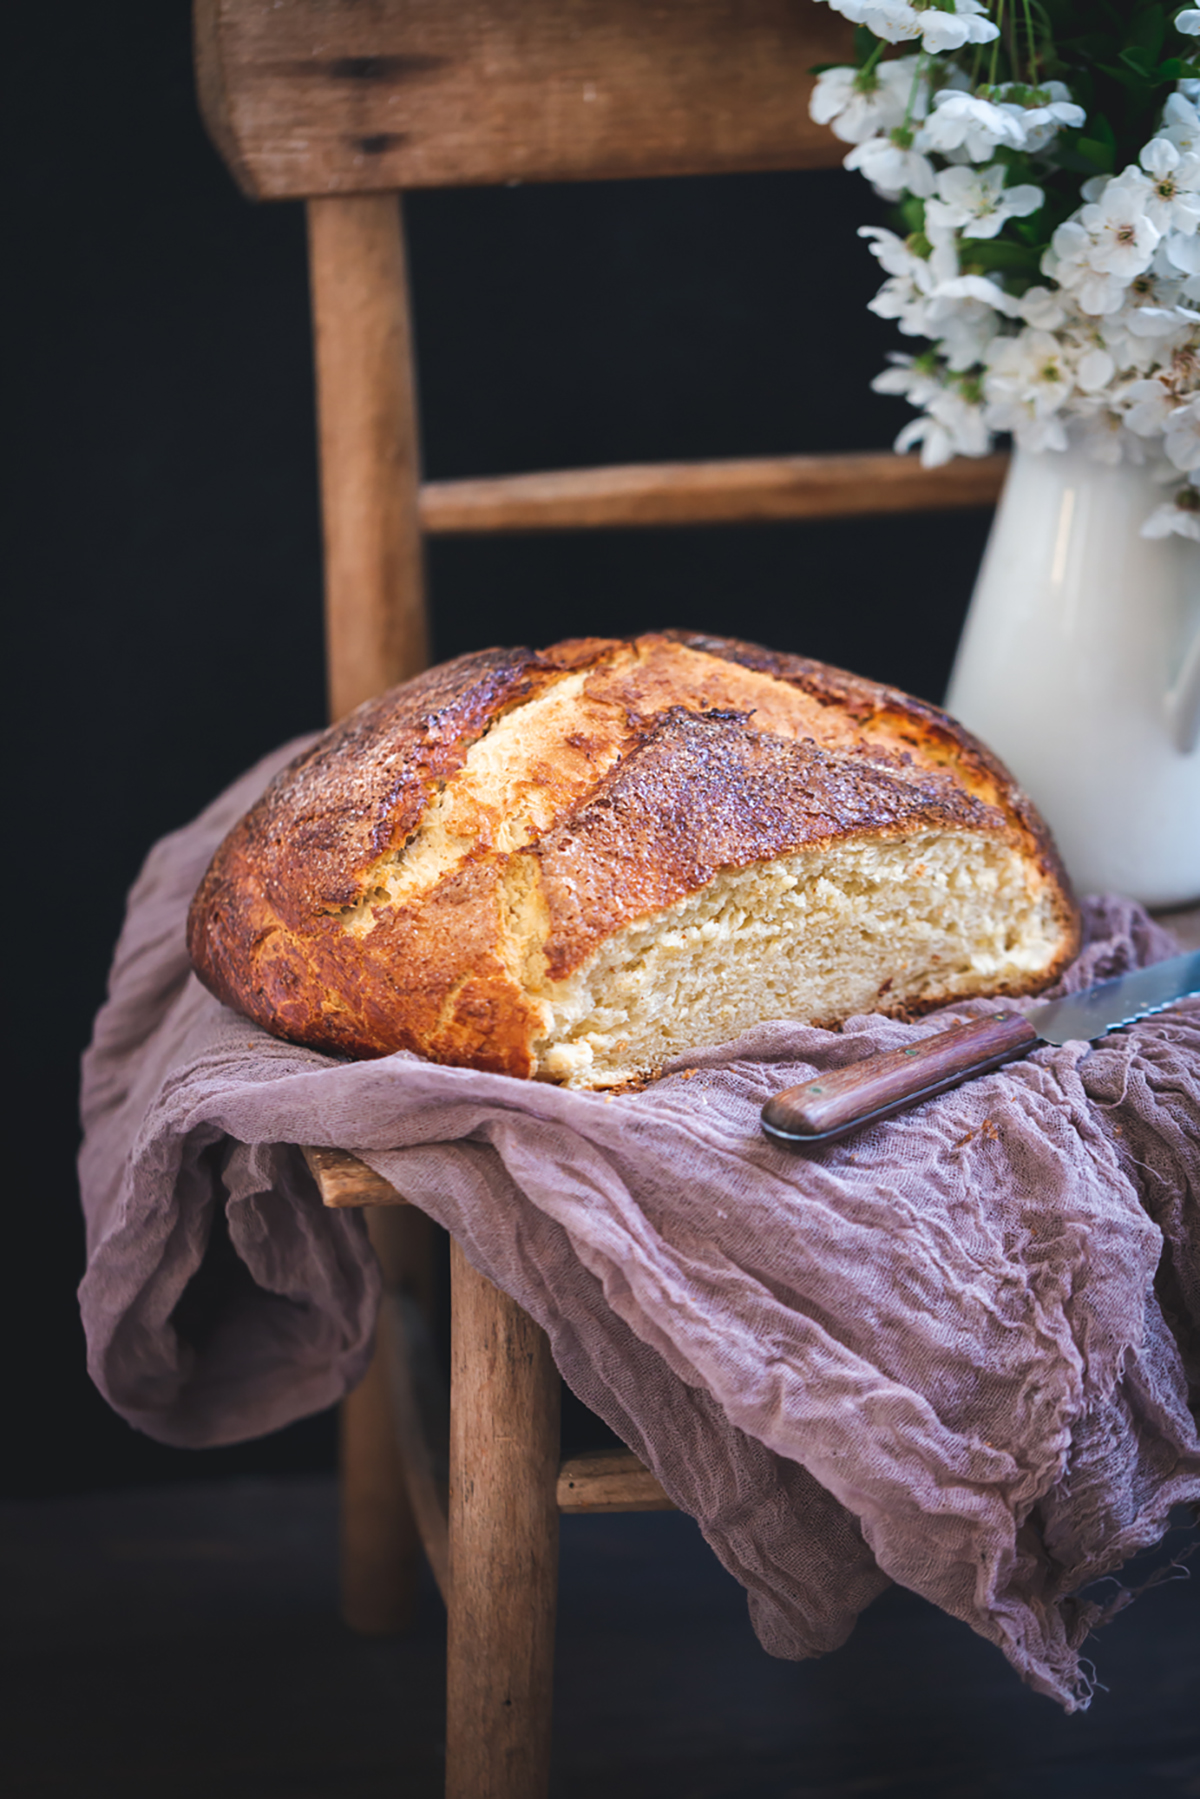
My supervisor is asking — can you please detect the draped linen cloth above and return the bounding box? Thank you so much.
[79,738,1200,1707]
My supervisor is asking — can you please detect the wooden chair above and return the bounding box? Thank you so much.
[195,5,1010,1793]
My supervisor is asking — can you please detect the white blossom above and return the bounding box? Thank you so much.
[1123,298,1200,337]
[1142,502,1200,539]
[872,352,945,407]
[1080,168,1162,275]
[1044,171,1163,314]
[1094,325,1160,377]
[934,273,1022,315]
[844,133,936,200]
[1124,376,1184,437]
[1139,137,1200,235]
[860,223,959,284]
[1161,93,1200,158]
[809,57,928,146]
[1075,345,1116,391]
[893,381,992,465]
[925,293,1004,368]
[991,81,1086,153]
[1142,483,1200,540]
[982,328,1075,450]
[925,162,1043,238]
[806,0,1200,510]
[912,272,1019,369]
[1178,259,1200,301]
[859,225,954,335]
[1164,394,1200,468]
[1017,285,1068,329]
[1044,221,1129,314]
[1095,251,1200,363]
[917,90,1026,161]
[1070,400,1132,465]
[1165,228,1200,274]
[824,0,998,55]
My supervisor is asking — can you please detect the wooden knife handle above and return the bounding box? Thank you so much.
[761,1012,1039,1148]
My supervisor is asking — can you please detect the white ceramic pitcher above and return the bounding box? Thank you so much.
[945,444,1200,908]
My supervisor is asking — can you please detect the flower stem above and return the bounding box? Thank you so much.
[903,50,927,132]
[1022,0,1039,85]
[989,0,1004,89]
[858,37,886,84]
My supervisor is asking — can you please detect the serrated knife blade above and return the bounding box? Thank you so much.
[1023,951,1200,1045]
[761,950,1200,1150]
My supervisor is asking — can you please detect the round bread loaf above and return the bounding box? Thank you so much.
[188,631,1079,1087]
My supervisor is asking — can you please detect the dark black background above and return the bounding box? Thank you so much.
[7,2,994,1498]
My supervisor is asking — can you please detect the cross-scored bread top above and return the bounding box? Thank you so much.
[187,631,1079,1085]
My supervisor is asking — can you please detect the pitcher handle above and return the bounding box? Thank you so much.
[1165,608,1200,755]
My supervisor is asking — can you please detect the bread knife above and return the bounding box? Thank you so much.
[761,950,1200,1150]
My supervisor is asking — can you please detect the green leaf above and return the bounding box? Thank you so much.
[1120,44,1156,75]
[1055,144,1111,172]
[1131,4,1166,58]
[1090,112,1117,151]
[1096,62,1147,90]
[960,238,1042,272]
[1078,135,1116,169]
[990,144,1034,175]
[1012,213,1048,244]
[1075,110,1118,171]
[899,195,926,233]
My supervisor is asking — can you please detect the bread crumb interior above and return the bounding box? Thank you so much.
[532,830,1061,1088]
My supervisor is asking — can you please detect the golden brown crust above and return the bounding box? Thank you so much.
[535,707,1004,981]
[188,632,1081,1075]
[658,628,1078,935]
[188,641,595,1072]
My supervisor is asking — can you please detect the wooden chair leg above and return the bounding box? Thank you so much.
[339,1206,435,1634]
[445,1238,561,1799]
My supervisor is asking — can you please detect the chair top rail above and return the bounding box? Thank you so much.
[196,0,852,200]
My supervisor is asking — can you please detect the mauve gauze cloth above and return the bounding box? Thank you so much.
[80,737,1200,1708]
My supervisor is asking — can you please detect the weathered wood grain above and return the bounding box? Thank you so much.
[557,1447,675,1513]
[419,451,1010,534]
[339,1341,421,1634]
[195,0,852,200]
[302,1143,407,1208]
[307,194,428,719]
[381,1288,451,1601]
[445,1241,561,1799]
[762,1012,1040,1147]
[338,1207,430,1634]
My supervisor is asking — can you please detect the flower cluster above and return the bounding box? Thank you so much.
[809,1,1200,539]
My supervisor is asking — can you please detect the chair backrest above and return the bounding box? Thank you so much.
[195,0,1006,720]
[196,0,852,198]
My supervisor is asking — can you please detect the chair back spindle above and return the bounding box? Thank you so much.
[308,194,428,719]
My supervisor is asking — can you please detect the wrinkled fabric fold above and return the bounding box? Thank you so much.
[79,739,1200,1707]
